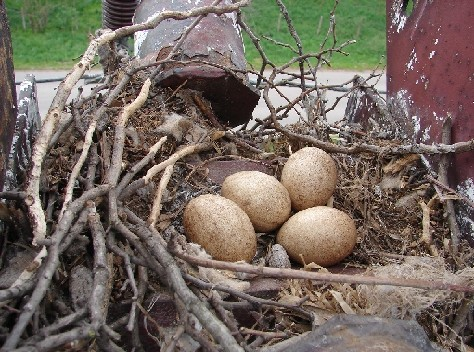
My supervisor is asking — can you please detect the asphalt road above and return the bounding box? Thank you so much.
[14,69,386,125]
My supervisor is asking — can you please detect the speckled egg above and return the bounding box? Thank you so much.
[183,194,257,262]
[221,171,291,232]
[276,206,357,267]
[281,147,338,211]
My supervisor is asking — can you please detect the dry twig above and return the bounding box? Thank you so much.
[174,250,474,293]
[419,197,440,257]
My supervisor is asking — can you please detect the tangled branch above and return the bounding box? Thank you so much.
[1,1,473,351]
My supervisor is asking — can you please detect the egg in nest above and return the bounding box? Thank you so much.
[281,147,338,211]
[221,171,291,232]
[183,194,257,262]
[276,206,357,267]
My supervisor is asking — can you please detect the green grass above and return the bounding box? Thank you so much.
[241,0,386,70]
[5,0,102,69]
[5,0,386,70]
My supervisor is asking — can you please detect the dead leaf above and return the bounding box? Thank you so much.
[329,290,355,314]
[383,154,420,174]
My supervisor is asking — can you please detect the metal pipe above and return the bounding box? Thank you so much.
[102,0,139,30]
[133,0,260,127]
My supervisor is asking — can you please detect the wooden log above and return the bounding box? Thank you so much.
[0,0,17,191]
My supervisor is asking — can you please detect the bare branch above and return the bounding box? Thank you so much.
[2,185,109,350]
[119,215,244,352]
[174,251,474,293]
[275,125,474,156]
[148,164,174,228]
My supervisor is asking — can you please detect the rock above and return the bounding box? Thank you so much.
[259,314,439,352]
[266,244,291,268]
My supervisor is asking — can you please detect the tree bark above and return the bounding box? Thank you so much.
[0,0,17,191]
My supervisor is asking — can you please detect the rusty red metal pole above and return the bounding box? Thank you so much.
[133,0,260,127]
[386,0,474,234]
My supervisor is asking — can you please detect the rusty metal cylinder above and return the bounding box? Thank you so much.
[386,0,474,237]
[133,0,260,127]
[102,0,139,30]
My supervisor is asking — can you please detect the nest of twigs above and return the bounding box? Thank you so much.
[1,2,474,352]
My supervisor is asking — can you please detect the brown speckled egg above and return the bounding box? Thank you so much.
[183,194,257,262]
[276,206,357,267]
[281,147,338,211]
[221,171,291,232]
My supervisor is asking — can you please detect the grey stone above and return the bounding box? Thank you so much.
[259,314,439,352]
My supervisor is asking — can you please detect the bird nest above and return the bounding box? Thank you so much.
[1,3,473,352]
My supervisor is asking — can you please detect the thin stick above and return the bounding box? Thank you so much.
[276,125,474,156]
[24,308,88,344]
[419,197,439,256]
[88,205,111,328]
[113,220,167,281]
[130,266,148,349]
[107,79,152,229]
[0,279,35,303]
[120,142,213,199]
[108,79,152,186]
[148,164,174,228]
[438,117,462,254]
[123,222,244,352]
[10,325,95,352]
[123,252,139,331]
[106,231,149,268]
[116,136,168,195]
[59,115,99,220]
[2,185,110,350]
[184,273,312,320]
[275,0,307,90]
[209,291,245,344]
[174,251,474,293]
[240,327,288,339]
[426,175,474,209]
[88,204,114,350]
[144,143,212,184]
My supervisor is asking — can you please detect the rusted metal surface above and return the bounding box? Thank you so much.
[386,0,474,233]
[0,1,17,192]
[102,0,139,30]
[134,0,260,127]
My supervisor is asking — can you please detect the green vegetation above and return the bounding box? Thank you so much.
[5,0,102,69]
[241,0,386,70]
[5,0,386,70]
